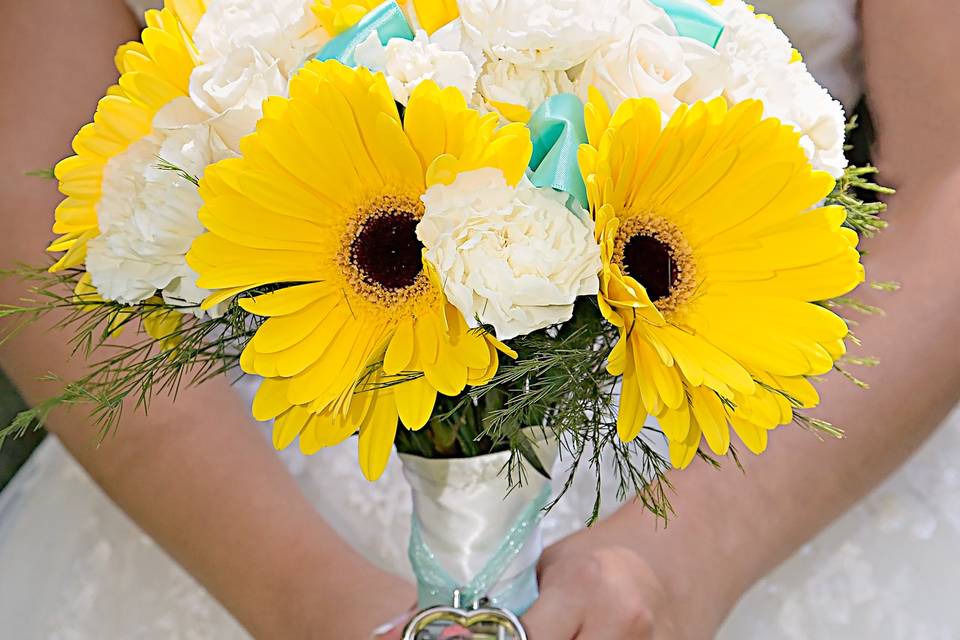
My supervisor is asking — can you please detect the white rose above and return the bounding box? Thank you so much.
[188,45,289,153]
[193,0,324,74]
[476,59,575,117]
[578,24,729,116]
[418,169,601,340]
[87,119,231,312]
[714,0,847,176]
[354,29,479,104]
[458,0,666,70]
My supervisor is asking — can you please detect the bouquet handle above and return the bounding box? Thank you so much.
[408,484,552,613]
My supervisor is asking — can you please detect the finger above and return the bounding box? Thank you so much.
[521,586,582,640]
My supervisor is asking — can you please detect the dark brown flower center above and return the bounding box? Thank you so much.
[613,215,696,315]
[350,212,424,290]
[621,233,678,303]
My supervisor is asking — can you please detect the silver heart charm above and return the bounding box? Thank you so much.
[401,605,527,640]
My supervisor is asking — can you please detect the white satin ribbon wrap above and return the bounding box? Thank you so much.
[400,433,558,614]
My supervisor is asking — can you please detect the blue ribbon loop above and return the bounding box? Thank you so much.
[315,1,415,67]
[527,93,590,211]
[650,0,726,48]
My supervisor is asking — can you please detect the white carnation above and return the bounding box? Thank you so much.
[428,18,488,72]
[578,23,728,116]
[188,45,288,153]
[714,0,847,176]
[476,59,575,116]
[87,120,231,312]
[193,0,324,74]
[418,169,601,340]
[458,0,666,70]
[354,29,480,104]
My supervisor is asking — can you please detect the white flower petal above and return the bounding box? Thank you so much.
[188,45,289,152]
[418,169,601,340]
[354,28,480,104]
[578,23,727,117]
[87,121,232,312]
[193,0,324,75]
[714,0,848,176]
[476,59,575,115]
[458,0,667,70]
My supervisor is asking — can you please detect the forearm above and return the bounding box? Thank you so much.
[44,377,409,638]
[3,324,412,638]
[565,3,960,634]
[1,1,411,635]
[582,169,960,635]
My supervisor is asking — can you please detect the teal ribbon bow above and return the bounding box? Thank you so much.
[315,1,415,67]
[527,94,590,211]
[408,485,552,614]
[650,0,726,48]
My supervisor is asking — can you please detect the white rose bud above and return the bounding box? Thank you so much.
[578,24,729,116]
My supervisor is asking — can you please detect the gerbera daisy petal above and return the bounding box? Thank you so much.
[252,378,294,422]
[384,318,416,375]
[690,387,730,456]
[273,405,312,450]
[730,415,768,455]
[413,0,460,34]
[660,402,692,443]
[617,380,647,442]
[395,376,439,431]
[358,389,400,481]
[669,420,702,470]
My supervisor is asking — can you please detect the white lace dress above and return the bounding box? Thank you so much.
[2,1,960,638]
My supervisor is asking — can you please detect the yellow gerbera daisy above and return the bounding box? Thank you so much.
[313,0,459,37]
[579,93,864,468]
[410,0,460,34]
[49,1,201,271]
[188,61,530,480]
[313,0,383,36]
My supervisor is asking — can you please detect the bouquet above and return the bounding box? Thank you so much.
[3,0,891,636]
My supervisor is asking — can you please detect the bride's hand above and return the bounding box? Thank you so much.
[522,540,682,640]
[521,502,740,640]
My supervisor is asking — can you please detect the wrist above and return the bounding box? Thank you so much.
[246,518,414,638]
[592,488,757,637]
[298,550,414,637]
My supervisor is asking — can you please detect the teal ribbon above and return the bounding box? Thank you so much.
[650,0,725,48]
[527,94,589,211]
[408,485,552,615]
[315,1,415,67]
